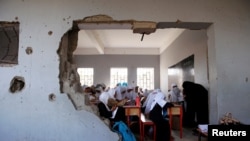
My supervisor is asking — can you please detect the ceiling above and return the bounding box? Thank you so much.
[74,28,186,55]
[72,16,211,56]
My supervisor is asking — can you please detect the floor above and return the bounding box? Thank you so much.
[133,126,208,141]
[170,127,207,141]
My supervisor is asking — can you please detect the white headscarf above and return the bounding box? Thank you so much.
[95,86,103,99]
[99,88,117,108]
[143,89,161,114]
[149,91,167,111]
[99,88,119,109]
[99,91,111,111]
[125,85,136,100]
[107,88,119,118]
[171,83,177,88]
[115,86,127,101]
[169,83,182,102]
[108,88,116,99]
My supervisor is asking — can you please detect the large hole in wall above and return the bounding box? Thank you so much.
[57,15,212,111]
[9,76,25,93]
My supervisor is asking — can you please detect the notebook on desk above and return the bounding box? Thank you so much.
[198,124,208,133]
[124,100,136,106]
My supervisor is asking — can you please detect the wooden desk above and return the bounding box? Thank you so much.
[123,105,141,141]
[168,105,183,138]
[123,105,141,125]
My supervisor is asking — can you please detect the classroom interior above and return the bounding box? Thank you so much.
[64,16,209,141]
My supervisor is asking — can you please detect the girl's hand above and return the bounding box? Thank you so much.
[111,105,117,111]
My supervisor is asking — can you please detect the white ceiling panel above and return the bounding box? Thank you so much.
[75,28,185,55]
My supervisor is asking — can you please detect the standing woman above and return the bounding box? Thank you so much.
[148,89,174,141]
[182,81,197,127]
[182,81,209,129]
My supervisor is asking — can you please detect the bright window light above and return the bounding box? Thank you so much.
[110,68,127,88]
[77,68,94,86]
[137,68,154,90]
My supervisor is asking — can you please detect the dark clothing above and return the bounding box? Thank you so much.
[97,102,126,123]
[195,83,209,124]
[182,81,209,127]
[149,103,173,141]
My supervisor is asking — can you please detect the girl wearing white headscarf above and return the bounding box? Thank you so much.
[111,86,129,106]
[125,85,137,101]
[115,85,127,101]
[97,89,126,123]
[147,89,174,141]
[168,83,183,103]
[142,89,161,115]
[107,88,116,99]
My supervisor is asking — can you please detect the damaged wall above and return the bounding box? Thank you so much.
[0,0,250,141]
[57,30,87,111]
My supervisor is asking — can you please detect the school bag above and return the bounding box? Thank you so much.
[112,121,137,141]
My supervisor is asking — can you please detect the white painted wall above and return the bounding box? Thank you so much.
[0,0,250,140]
[160,30,210,119]
[160,30,208,90]
[74,55,160,88]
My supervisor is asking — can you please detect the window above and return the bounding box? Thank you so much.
[0,22,19,65]
[77,68,94,86]
[110,68,127,87]
[137,68,154,90]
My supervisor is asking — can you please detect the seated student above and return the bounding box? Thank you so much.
[95,85,104,100]
[148,89,174,141]
[83,86,97,105]
[168,83,184,104]
[124,86,136,105]
[140,88,154,106]
[142,89,160,116]
[95,83,106,93]
[114,86,129,106]
[134,86,145,105]
[97,89,126,125]
[137,86,144,98]
[85,83,107,104]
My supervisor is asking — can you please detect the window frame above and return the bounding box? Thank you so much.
[110,67,128,87]
[77,68,94,86]
[0,22,20,65]
[137,67,154,90]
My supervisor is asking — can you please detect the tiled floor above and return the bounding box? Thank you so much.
[171,127,207,141]
[133,127,208,141]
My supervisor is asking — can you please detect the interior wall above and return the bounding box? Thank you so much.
[168,55,195,90]
[74,55,160,89]
[160,30,209,118]
[160,30,208,91]
[0,0,250,140]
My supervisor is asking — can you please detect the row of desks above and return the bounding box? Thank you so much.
[123,103,183,140]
